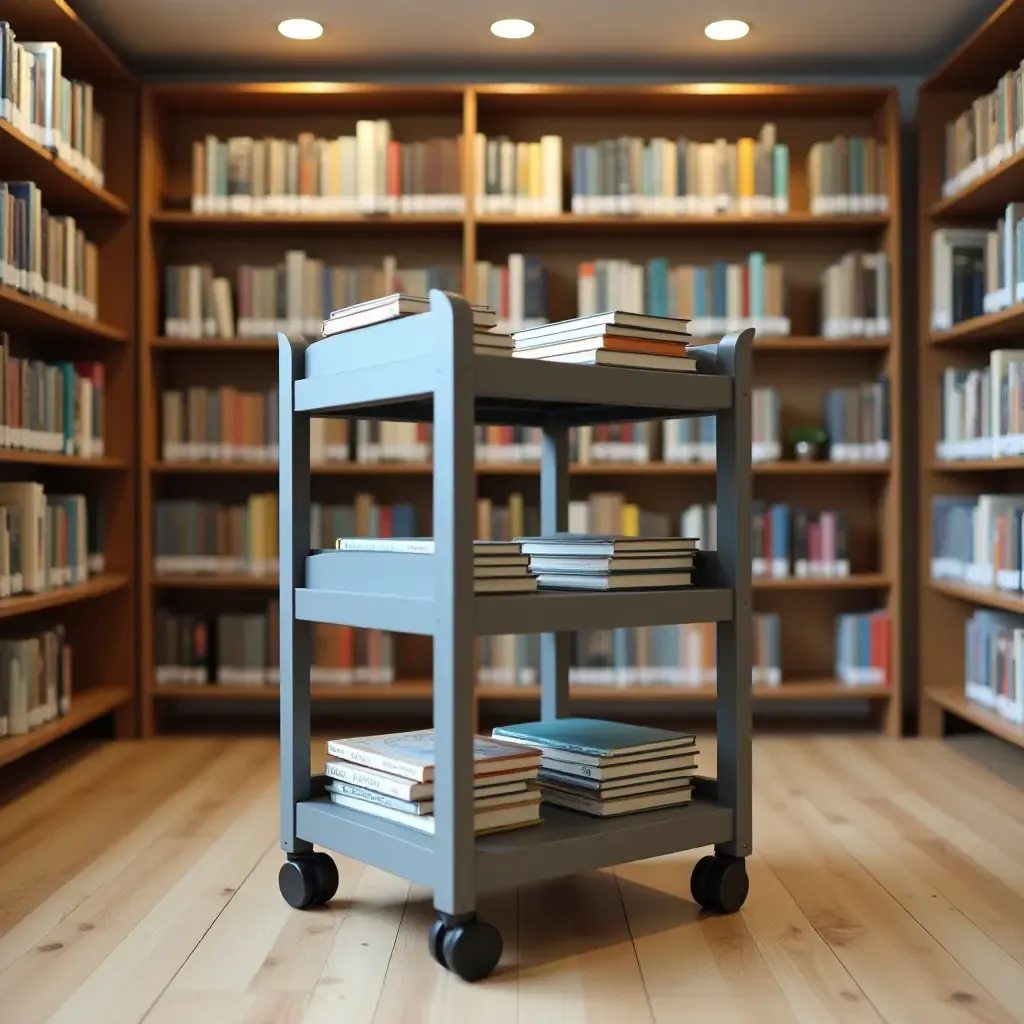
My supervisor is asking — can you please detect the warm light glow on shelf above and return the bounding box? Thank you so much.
[490,18,536,39]
[278,18,324,40]
[705,19,750,41]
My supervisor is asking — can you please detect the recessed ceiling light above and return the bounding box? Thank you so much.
[278,18,323,40]
[705,19,750,41]
[490,18,535,39]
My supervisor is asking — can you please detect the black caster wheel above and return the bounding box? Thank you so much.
[440,918,503,982]
[690,854,749,914]
[428,917,449,968]
[278,852,339,909]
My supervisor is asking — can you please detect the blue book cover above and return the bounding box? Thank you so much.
[712,262,727,318]
[492,717,696,757]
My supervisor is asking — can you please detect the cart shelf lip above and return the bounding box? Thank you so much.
[293,350,733,424]
[294,585,734,635]
[295,795,734,893]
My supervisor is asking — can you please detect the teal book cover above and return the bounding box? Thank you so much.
[492,718,695,757]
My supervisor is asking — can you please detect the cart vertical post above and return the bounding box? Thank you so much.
[278,334,313,854]
[540,419,571,720]
[431,292,479,917]
[711,328,754,858]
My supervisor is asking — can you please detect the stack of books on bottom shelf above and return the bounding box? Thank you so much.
[511,311,694,372]
[492,718,698,817]
[324,729,543,835]
[520,534,697,590]
[318,293,512,355]
[324,537,537,593]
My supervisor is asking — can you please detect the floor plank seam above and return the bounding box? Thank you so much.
[612,867,657,1022]
[136,836,277,1024]
[368,883,411,1024]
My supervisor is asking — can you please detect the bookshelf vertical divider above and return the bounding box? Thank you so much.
[138,82,902,736]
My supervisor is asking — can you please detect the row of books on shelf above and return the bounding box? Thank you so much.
[0,335,105,456]
[159,380,889,467]
[153,609,890,692]
[932,494,1024,592]
[942,61,1024,199]
[930,210,1024,330]
[0,181,100,319]
[160,249,890,342]
[478,618,781,687]
[0,624,71,738]
[191,127,464,215]
[152,493,872,585]
[936,351,1024,460]
[752,505,851,580]
[154,608,396,686]
[0,485,102,595]
[185,128,888,218]
[0,24,106,185]
[964,610,1024,725]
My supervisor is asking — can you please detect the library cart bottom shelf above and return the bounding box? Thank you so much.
[281,789,747,980]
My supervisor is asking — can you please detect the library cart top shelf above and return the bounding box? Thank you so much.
[292,297,740,424]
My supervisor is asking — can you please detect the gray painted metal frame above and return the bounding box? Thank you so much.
[278,290,754,915]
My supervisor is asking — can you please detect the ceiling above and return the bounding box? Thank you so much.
[71,0,1003,76]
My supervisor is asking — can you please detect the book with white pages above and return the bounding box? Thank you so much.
[517,535,698,557]
[539,773,694,800]
[322,293,497,337]
[328,792,542,834]
[515,348,696,372]
[542,785,693,817]
[527,554,695,573]
[536,752,699,781]
[513,311,691,344]
[494,718,696,761]
[324,758,539,801]
[513,322,693,348]
[539,764,697,791]
[535,570,691,589]
[333,538,523,557]
[325,778,539,816]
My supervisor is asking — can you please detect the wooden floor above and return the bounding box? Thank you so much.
[2,736,1024,1024]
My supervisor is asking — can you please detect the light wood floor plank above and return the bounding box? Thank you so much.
[756,742,1019,1024]
[768,742,1024,1016]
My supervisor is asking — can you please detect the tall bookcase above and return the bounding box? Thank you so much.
[0,0,137,767]
[138,82,902,737]
[918,0,1024,747]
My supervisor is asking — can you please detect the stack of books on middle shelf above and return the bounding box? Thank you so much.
[1,336,105,456]
[964,609,1024,726]
[321,537,538,594]
[0,624,72,738]
[931,493,1024,592]
[324,729,543,836]
[492,719,697,817]
[512,311,693,372]
[0,182,100,319]
[520,534,696,590]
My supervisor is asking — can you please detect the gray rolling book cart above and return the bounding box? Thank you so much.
[276,291,753,982]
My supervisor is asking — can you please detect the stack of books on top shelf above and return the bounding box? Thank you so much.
[324,729,543,835]
[319,293,512,356]
[492,719,697,817]
[322,537,538,594]
[512,311,693,372]
[520,534,696,591]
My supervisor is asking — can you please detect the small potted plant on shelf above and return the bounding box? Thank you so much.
[787,425,828,462]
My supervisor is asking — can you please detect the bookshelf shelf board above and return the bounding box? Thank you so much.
[152,574,885,593]
[928,303,1024,345]
[150,680,889,702]
[926,687,1024,749]
[0,573,129,620]
[929,579,1024,613]
[0,684,132,769]
[149,212,464,230]
[475,214,890,233]
[147,335,891,354]
[148,460,890,477]
[0,119,129,216]
[930,458,1024,472]
[929,144,1024,220]
[0,451,127,470]
[0,288,128,343]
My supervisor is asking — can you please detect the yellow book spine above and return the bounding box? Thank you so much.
[737,137,755,207]
[621,503,640,537]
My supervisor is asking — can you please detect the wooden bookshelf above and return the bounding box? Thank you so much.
[918,0,1024,749]
[138,82,902,736]
[0,1,137,768]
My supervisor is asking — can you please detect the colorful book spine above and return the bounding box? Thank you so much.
[807,136,889,215]
[664,388,781,463]
[473,255,549,332]
[835,611,890,686]
[964,609,1024,725]
[474,134,563,214]
[820,251,890,338]
[823,378,890,463]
